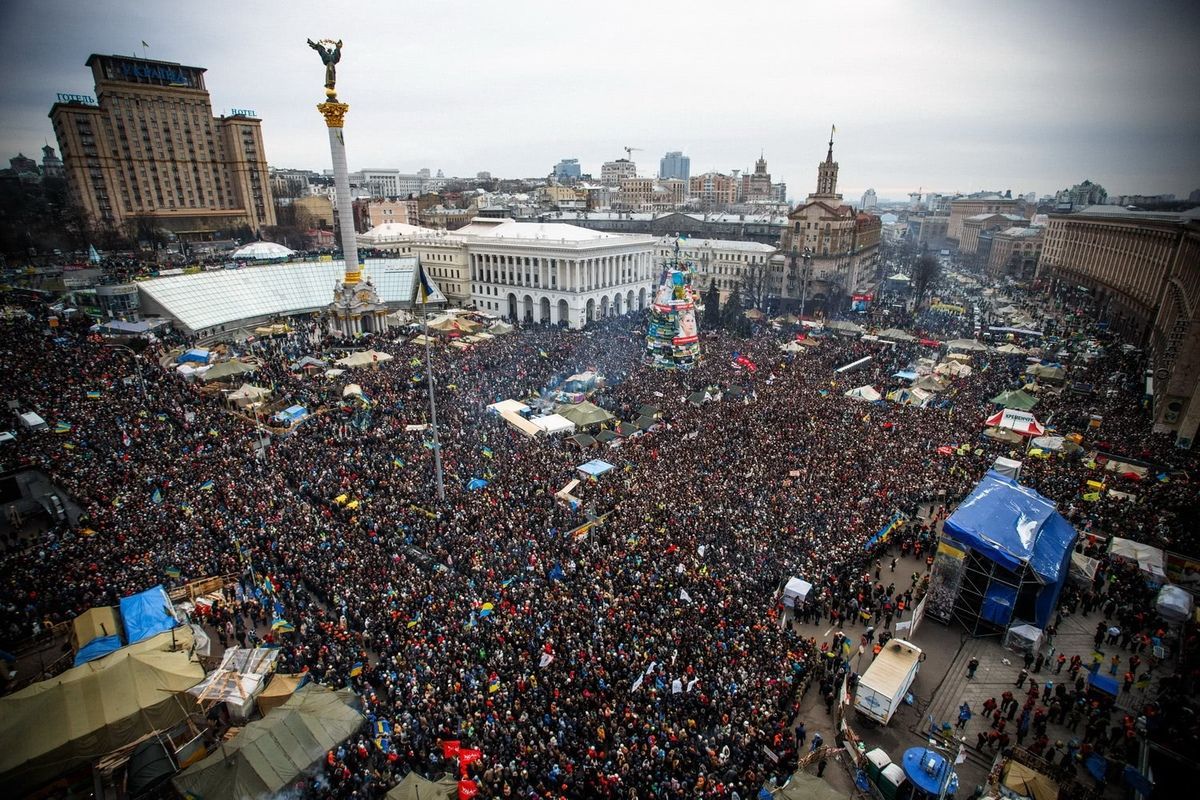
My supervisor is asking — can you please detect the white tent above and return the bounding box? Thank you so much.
[780,341,809,353]
[1004,623,1043,654]
[1156,585,1193,622]
[946,338,990,352]
[992,456,1023,479]
[1109,537,1166,580]
[231,241,294,260]
[487,399,530,416]
[1030,435,1066,452]
[845,385,882,402]
[782,577,813,607]
[532,414,576,435]
[335,349,394,368]
[342,384,364,399]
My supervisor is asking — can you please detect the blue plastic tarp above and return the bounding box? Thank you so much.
[577,459,615,477]
[982,585,1017,624]
[73,634,122,666]
[893,371,918,381]
[178,348,210,364]
[118,585,177,644]
[943,471,1076,583]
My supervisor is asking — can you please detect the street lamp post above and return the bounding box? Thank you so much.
[104,343,146,398]
[799,248,813,318]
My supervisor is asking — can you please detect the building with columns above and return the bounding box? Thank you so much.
[1037,205,1200,447]
[465,219,655,327]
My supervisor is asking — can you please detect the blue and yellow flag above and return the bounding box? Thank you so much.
[416,261,435,304]
[350,662,364,677]
[151,487,163,505]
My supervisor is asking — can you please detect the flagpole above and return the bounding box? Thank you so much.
[420,280,446,502]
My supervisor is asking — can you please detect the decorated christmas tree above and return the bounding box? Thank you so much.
[645,241,702,369]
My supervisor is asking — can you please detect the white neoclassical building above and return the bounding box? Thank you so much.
[463,220,656,328]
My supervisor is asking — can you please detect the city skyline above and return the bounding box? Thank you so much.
[2,0,1199,200]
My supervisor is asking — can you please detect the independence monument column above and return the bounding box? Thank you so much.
[308,38,360,284]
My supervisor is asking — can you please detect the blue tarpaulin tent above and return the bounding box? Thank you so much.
[178,348,210,364]
[73,634,122,666]
[577,459,615,477]
[940,470,1077,631]
[275,405,308,425]
[118,585,177,645]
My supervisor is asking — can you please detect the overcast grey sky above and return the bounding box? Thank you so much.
[2,0,1198,200]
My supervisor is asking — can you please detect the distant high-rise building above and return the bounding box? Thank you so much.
[688,172,738,208]
[659,151,690,182]
[860,188,877,210]
[601,159,637,186]
[476,171,492,181]
[741,153,774,202]
[50,53,275,235]
[1054,179,1107,210]
[553,158,582,181]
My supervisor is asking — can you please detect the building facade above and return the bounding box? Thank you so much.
[959,212,1028,256]
[365,198,418,229]
[741,155,774,202]
[946,194,1020,243]
[617,178,685,211]
[1037,206,1200,446]
[655,237,776,302]
[50,54,275,239]
[659,151,690,182]
[860,189,877,210]
[689,172,739,208]
[776,131,882,310]
[1054,179,1107,211]
[600,159,637,186]
[553,158,582,181]
[466,220,656,328]
[985,226,1043,281]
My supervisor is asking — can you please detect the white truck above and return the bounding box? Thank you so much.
[854,638,923,725]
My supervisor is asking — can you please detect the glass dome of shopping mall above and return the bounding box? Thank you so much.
[137,258,444,336]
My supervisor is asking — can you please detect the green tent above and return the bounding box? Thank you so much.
[773,769,851,800]
[386,772,458,800]
[557,401,614,428]
[172,684,363,800]
[990,388,1039,410]
[200,359,256,383]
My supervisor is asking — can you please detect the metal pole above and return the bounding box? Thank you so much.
[421,295,445,502]
[106,344,146,398]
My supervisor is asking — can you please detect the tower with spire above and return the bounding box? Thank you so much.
[814,125,840,199]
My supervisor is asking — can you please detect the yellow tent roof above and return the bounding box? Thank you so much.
[0,632,203,794]
[70,605,122,649]
[256,673,305,717]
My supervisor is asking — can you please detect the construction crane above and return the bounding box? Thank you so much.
[623,146,643,161]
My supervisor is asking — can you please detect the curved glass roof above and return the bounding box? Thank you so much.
[139,258,443,332]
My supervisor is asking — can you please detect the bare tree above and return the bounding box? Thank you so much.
[911,252,942,309]
[738,259,772,311]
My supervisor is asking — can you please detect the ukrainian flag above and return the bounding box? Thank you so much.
[165,566,181,579]
[392,456,404,468]
[199,480,215,491]
[350,662,364,677]
[416,261,435,304]
[86,390,102,400]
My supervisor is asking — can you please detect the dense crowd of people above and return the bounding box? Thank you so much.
[1,276,1197,798]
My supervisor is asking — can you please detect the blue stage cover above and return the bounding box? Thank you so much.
[943,471,1076,584]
